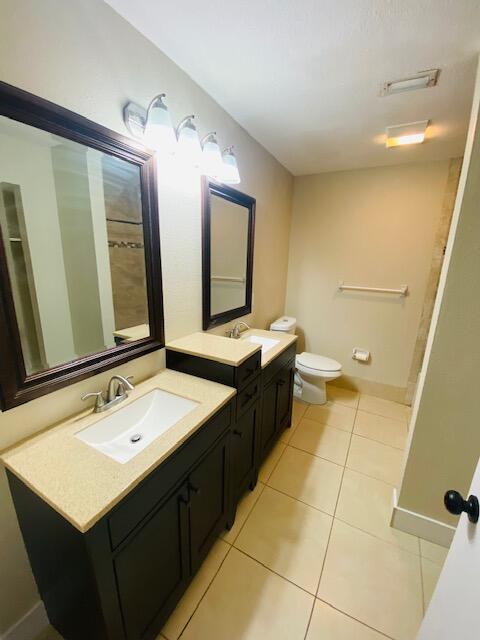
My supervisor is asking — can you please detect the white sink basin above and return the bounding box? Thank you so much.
[243,334,279,355]
[75,389,199,464]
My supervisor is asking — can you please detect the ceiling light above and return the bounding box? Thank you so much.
[381,69,439,96]
[175,115,203,167]
[123,95,176,154]
[201,132,224,179]
[221,147,241,184]
[386,120,429,148]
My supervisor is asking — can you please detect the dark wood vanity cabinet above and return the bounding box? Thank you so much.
[8,402,234,640]
[166,343,296,486]
[259,361,295,459]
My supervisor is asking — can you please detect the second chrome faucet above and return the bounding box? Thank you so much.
[82,374,134,413]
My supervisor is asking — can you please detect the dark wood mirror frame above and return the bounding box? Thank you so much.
[201,178,255,330]
[0,81,165,410]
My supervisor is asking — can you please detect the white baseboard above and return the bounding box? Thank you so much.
[1,601,48,640]
[391,488,456,548]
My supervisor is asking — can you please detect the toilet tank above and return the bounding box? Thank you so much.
[269,316,297,334]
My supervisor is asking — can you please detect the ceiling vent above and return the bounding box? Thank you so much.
[381,69,440,96]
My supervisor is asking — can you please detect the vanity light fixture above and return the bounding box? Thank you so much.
[175,115,203,167]
[123,94,176,154]
[221,146,241,184]
[200,132,224,179]
[386,120,429,148]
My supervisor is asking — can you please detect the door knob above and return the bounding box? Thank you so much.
[444,490,479,523]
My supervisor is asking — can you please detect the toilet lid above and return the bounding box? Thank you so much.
[297,352,341,372]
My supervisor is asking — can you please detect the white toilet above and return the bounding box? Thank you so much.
[269,316,342,405]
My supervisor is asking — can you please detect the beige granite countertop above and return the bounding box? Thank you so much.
[1,370,236,533]
[241,329,297,368]
[167,329,297,369]
[167,331,261,365]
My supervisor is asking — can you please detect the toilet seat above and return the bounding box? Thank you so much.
[296,352,341,376]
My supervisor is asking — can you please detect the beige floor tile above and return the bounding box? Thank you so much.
[421,557,442,611]
[235,486,332,593]
[318,520,423,640]
[221,481,265,544]
[354,410,408,450]
[290,418,351,465]
[346,435,403,486]
[280,423,297,444]
[307,599,388,639]
[258,440,286,483]
[326,385,360,409]
[420,538,449,565]
[359,394,409,422]
[268,446,343,515]
[292,399,309,427]
[162,539,230,639]
[305,402,356,432]
[336,468,419,554]
[181,547,314,640]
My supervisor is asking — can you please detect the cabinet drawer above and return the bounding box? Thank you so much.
[235,351,261,389]
[108,403,232,549]
[263,344,296,385]
[236,376,260,418]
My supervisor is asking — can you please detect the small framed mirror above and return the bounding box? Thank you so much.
[202,179,255,330]
[0,82,164,410]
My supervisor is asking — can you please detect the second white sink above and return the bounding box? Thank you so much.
[75,389,199,464]
[243,334,279,354]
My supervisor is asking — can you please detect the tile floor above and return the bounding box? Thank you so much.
[38,387,450,640]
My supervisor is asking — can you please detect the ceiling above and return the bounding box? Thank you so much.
[106,0,480,175]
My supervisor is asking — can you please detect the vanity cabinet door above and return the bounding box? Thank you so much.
[114,481,190,640]
[260,378,279,458]
[276,360,295,431]
[231,401,260,501]
[188,432,230,572]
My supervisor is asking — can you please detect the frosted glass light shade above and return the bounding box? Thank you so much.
[176,116,203,167]
[201,133,224,179]
[221,147,241,184]
[144,95,176,154]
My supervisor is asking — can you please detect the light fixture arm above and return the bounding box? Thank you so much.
[175,114,196,139]
[146,93,167,119]
[200,132,217,148]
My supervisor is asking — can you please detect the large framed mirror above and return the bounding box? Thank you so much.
[0,82,164,410]
[202,179,255,330]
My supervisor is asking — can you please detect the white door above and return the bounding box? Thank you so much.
[418,457,480,639]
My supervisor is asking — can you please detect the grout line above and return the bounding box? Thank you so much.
[264,482,337,518]
[233,546,318,597]
[419,553,427,617]
[315,598,395,640]
[303,404,358,639]
[177,541,234,640]
[221,482,266,546]
[258,436,289,483]
[351,431,407,452]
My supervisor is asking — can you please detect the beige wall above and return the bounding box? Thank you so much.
[398,60,480,526]
[0,0,293,633]
[286,161,450,396]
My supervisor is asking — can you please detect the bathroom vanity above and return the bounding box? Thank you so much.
[166,329,297,499]
[3,329,296,640]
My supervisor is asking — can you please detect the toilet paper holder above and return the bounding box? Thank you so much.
[352,348,370,363]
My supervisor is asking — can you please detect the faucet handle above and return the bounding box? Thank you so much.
[81,391,106,411]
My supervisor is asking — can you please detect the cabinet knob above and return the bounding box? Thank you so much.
[233,429,243,439]
[444,490,479,523]
[188,482,201,496]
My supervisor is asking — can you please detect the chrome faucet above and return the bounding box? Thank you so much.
[82,375,135,413]
[225,321,251,339]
